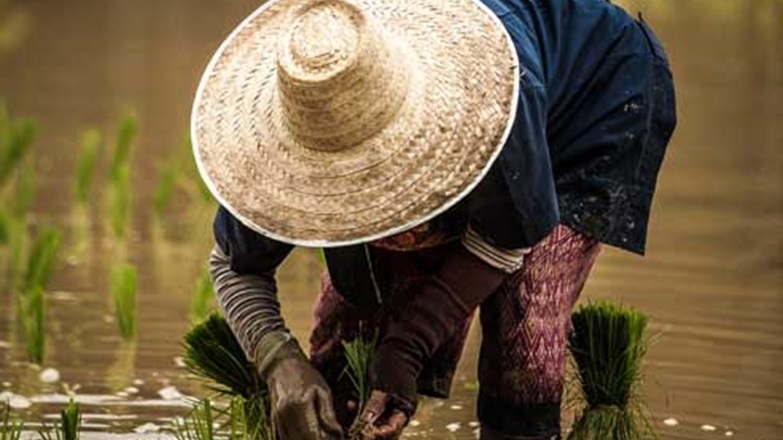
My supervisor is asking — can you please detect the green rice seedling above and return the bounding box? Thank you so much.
[174,399,216,440]
[231,396,274,440]
[10,157,34,218]
[37,399,82,440]
[73,129,102,204]
[23,225,61,292]
[111,263,137,341]
[190,271,215,323]
[567,301,655,440]
[5,217,26,294]
[0,404,24,440]
[341,327,378,413]
[154,160,180,216]
[174,397,273,440]
[109,113,137,182]
[0,106,37,188]
[19,284,45,363]
[108,165,131,240]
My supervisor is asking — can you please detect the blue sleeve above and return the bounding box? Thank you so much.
[213,206,293,275]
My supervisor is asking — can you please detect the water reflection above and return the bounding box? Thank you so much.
[0,0,781,438]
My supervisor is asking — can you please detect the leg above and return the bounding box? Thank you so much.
[478,225,601,439]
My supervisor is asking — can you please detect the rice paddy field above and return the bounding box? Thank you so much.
[0,0,781,438]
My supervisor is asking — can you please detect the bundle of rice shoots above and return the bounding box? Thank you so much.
[182,313,272,438]
[568,301,655,440]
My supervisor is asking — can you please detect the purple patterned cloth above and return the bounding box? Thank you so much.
[309,225,600,437]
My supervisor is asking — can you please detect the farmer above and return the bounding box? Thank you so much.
[191,0,676,439]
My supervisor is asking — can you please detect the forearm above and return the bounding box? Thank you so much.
[208,245,289,363]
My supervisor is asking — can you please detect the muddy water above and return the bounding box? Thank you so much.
[0,0,781,438]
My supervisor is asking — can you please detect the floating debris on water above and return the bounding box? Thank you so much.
[725,430,734,436]
[468,421,480,428]
[39,367,61,383]
[701,424,717,431]
[124,386,139,394]
[173,356,186,368]
[409,420,421,427]
[449,404,463,410]
[0,340,10,349]
[157,386,183,400]
[446,422,461,432]
[663,417,679,426]
[0,392,32,409]
[132,379,144,386]
[2,382,11,387]
[134,422,161,434]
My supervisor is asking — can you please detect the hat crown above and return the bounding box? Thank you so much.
[276,0,409,152]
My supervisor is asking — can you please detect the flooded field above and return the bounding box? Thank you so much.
[0,0,781,438]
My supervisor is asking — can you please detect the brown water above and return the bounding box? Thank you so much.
[0,0,781,438]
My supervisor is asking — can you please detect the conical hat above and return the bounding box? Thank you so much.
[192,0,519,247]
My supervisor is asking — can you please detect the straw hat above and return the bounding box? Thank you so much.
[192,0,519,247]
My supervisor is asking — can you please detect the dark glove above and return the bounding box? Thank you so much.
[258,332,343,440]
[369,245,507,410]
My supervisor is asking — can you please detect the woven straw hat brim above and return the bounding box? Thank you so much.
[192,0,519,247]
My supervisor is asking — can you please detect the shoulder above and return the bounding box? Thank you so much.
[213,206,293,274]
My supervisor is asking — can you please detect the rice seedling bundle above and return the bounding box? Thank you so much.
[108,164,131,240]
[182,313,272,439]
[111,263,138,341]
[568,302,655,440]
[74,129,102,204]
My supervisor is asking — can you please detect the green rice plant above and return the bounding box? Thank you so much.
[108,164,131,240]
[0,105,37,188]
[154,160,179,216]
[73,129,102,204]
[19,284,45,363]
[5,217,26,293]
[341,327,378,413]
[37,399,82,440]
[174,399,216,440]
[23,225,61,292]
[111,263,137,341]
[109,113,137,182]
[0,404,24,440]
[10,157,34,218]
[190,271,215,323]
[567,301,655,440]
[174,397,273,440]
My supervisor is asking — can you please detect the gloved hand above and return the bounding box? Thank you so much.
[360,245,508,436]
[257,332,343,440]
